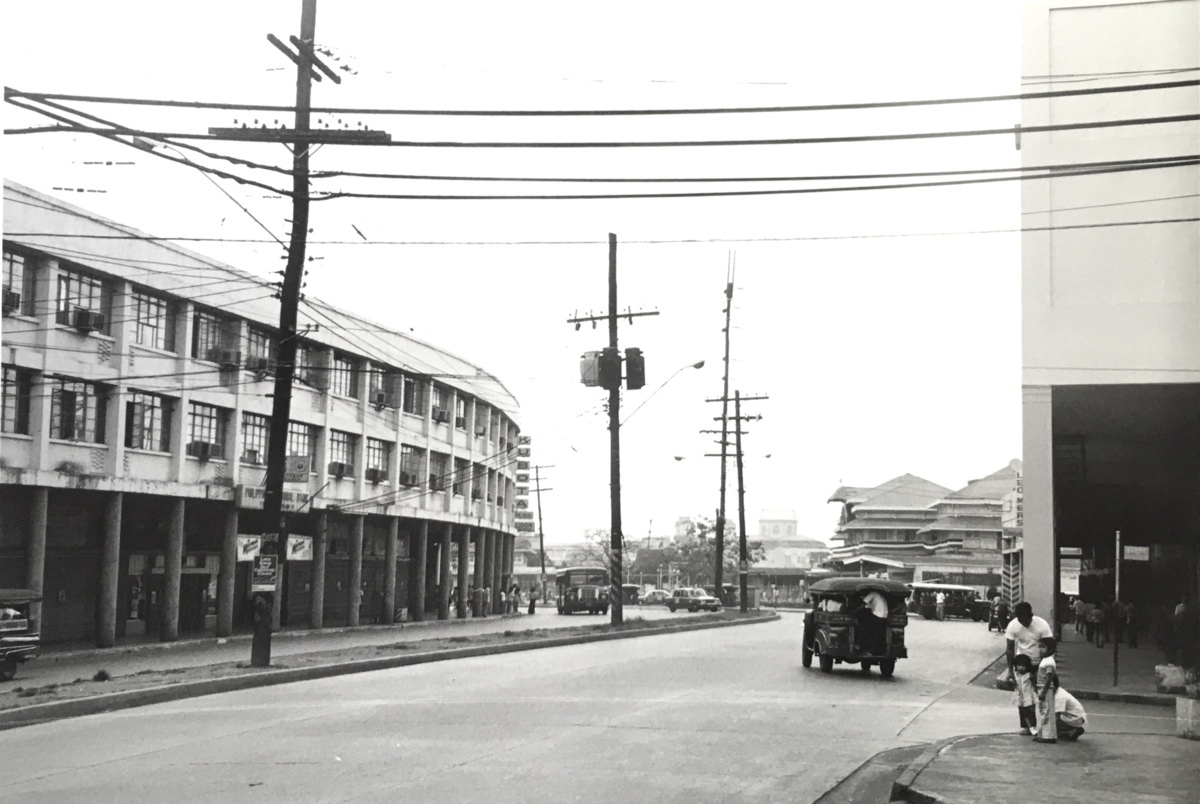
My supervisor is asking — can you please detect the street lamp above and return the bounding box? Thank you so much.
[620,360,705,427]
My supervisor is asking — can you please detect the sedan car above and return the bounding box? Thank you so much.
[639,589,670,606]
[667,587,722,613]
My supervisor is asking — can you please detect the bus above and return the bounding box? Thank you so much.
[556,566,610,615]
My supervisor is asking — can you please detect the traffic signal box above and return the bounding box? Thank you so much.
[579,347,645,391]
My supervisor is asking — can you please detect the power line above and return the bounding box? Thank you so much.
[9,77,1197,117]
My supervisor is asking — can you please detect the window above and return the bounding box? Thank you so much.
[429,451,449,491]
[3,247,35,316]
[1,366,33,435]
[287,421,315,459]
[241,413,270,463]
[366,438,391,471]
[330,354,358,398]
[50,378,107,443]
[366,365,385,397]
[402,377,427,415]
[399,445,421,485]
[125,393,172,451]
[55,267,109,332]
[329,430,357,466]
[246,328,275,367]
[187,402,228,457]
[191,311,230,359]
[431,385,446,416]
[455,396,467,429]
[295,342,320,388]
[452,457,469,495]
[132,291,175,351]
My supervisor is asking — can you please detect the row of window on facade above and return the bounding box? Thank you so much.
[2,366,512,500]
[3,246,508,437]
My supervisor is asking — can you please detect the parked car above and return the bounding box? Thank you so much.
[667,587,721,613]
[639,589,670,606]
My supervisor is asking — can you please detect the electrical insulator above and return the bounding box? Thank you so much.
[598,347,621,390]
[625,347,645,390]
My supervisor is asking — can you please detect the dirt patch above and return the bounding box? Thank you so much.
[1,611,752,712]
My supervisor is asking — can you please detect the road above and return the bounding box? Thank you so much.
[0,614,1174,802]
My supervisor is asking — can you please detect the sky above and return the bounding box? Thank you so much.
[2,1,1025,545]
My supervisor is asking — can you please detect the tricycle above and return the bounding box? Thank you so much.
[0,589,41,681]
[802,578,910,677]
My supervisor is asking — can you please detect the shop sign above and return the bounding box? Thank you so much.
[237,536,262,561]
[251,555,278,592]
[1060,566,1080,596]
[1059,547,1082,556]
[514,510,534,520]
[286,535,313,561]
[1123,545,1149,561]
[515,521,536,532]
[236,485,309,511]
[284,455,311,483]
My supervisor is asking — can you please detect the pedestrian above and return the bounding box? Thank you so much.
[509,584,521,614]
[1111,598,1126,645]
[1083,598,1096,643]
[527,585,536,615]
[1073,596,1086,634]
[1053,685,1088,741]
[499,587,507,614]
[1033,636,1060,743]
[483,586,491,616]
[1126,601,1138,649]
[1012,653,1038,735]
[1005,601,1053,687]
[935,590,946,621]
[1088,599,1106,648]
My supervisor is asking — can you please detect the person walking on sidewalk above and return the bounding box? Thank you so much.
[1033,636,1060,743]
[1073,596,1087,634]
[1012,653,1038,735]
[1083,598,1096,643]
[1054,686,1088,741]
[1089,599,1107,648]
[935,590,946,621]
[1126,601,1138,648]
[1006,601,1053,684]
[1111,598,1126,645]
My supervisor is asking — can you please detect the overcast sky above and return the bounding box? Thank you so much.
[3,2,1024,544]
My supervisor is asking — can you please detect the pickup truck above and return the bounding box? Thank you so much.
[667,587,722,613]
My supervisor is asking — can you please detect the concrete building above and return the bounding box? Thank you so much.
[1021,1,1200,624]
[1,181,522,646]
[751,509,832,603]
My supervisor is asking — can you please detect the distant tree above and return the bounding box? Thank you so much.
[565,528,612,567]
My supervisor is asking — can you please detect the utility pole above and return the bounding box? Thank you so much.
[567,234,658,625]
[535,465,548,604]
[714,256,735,594]
[735,392,749,613]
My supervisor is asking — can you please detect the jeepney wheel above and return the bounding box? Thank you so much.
[801,641,813,668]
[860,661,873,673]
[0,657,16,682]
[668,604,677,613]
[818,646,833,674]
[879,658,896,678]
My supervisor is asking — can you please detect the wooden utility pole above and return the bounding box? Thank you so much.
[714,260,735,594]
[254,0,317,668]
[735,392,749,612]
[535,465,549,603]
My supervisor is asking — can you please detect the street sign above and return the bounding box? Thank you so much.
[251,555,278,592]
[1124,545,1149,561]
[1059,547,1082,556]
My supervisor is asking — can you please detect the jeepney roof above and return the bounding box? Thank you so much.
[808,577,911,598]
[0,589,42,604]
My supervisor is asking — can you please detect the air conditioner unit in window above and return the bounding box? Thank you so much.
[399,471,417,487]
[474,425,487,437]
[328,461,353,478]
[373,391,397,411]
[72,308,105,333]
[429,476,444,492]
[455,416,466,429]
[365,467,388,484]
[242,449,261,465]
[2,290,20,315]
[206,348,242,370]
[433,409,450,424]
[187,441,218,461]
[246,356,274,376]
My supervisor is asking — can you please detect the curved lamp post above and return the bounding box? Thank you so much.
[620,360,705,427]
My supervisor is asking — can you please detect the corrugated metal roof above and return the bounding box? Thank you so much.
[4,181,520,419]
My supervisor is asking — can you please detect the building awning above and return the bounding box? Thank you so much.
[838,555,907,568]
[916,516,1002,535]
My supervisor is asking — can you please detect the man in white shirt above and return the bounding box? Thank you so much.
[1006,601,1053,681]
[935,591,946,621]
[1054,687,1087,740]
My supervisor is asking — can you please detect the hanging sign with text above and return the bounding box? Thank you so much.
[251,555,279,592]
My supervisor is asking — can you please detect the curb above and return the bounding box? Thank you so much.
[890,736,961,803]
[1067,687,1175,707]
[1,612,778,731]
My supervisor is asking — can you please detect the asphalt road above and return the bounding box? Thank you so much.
[0,614,1170,803]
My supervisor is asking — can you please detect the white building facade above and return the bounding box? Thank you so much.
[1021,0,1200,623]
[1,182,522,645]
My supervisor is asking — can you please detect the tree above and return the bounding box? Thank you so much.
[565,528,612,567]
[674,536,766,588]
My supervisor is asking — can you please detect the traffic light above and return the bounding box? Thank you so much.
[598,347,621,390]
[625,347,645,390]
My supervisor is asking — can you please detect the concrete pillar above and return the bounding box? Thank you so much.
[217,505,237,637]
[502,533,513,592]
[311,511,327,629]
[437,522,452,620]
[384,517,398,625]
[483,529,495,614]
[348,516,364,627]
[492,530,503,613]
[413,520,428,621]
[161,497,185,642]
[96,492,122,648]
[456,525,469,619]
[1022,385,1056,627]
[472,527,485,616]
[27,487,47,631]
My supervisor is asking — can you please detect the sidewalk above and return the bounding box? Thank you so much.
[1055,621,1175,706]
[893,732,1199,803]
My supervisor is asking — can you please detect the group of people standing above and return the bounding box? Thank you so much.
[1006,602,1088,743]
[1071,596,1137,649]
[448,583,539,617]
